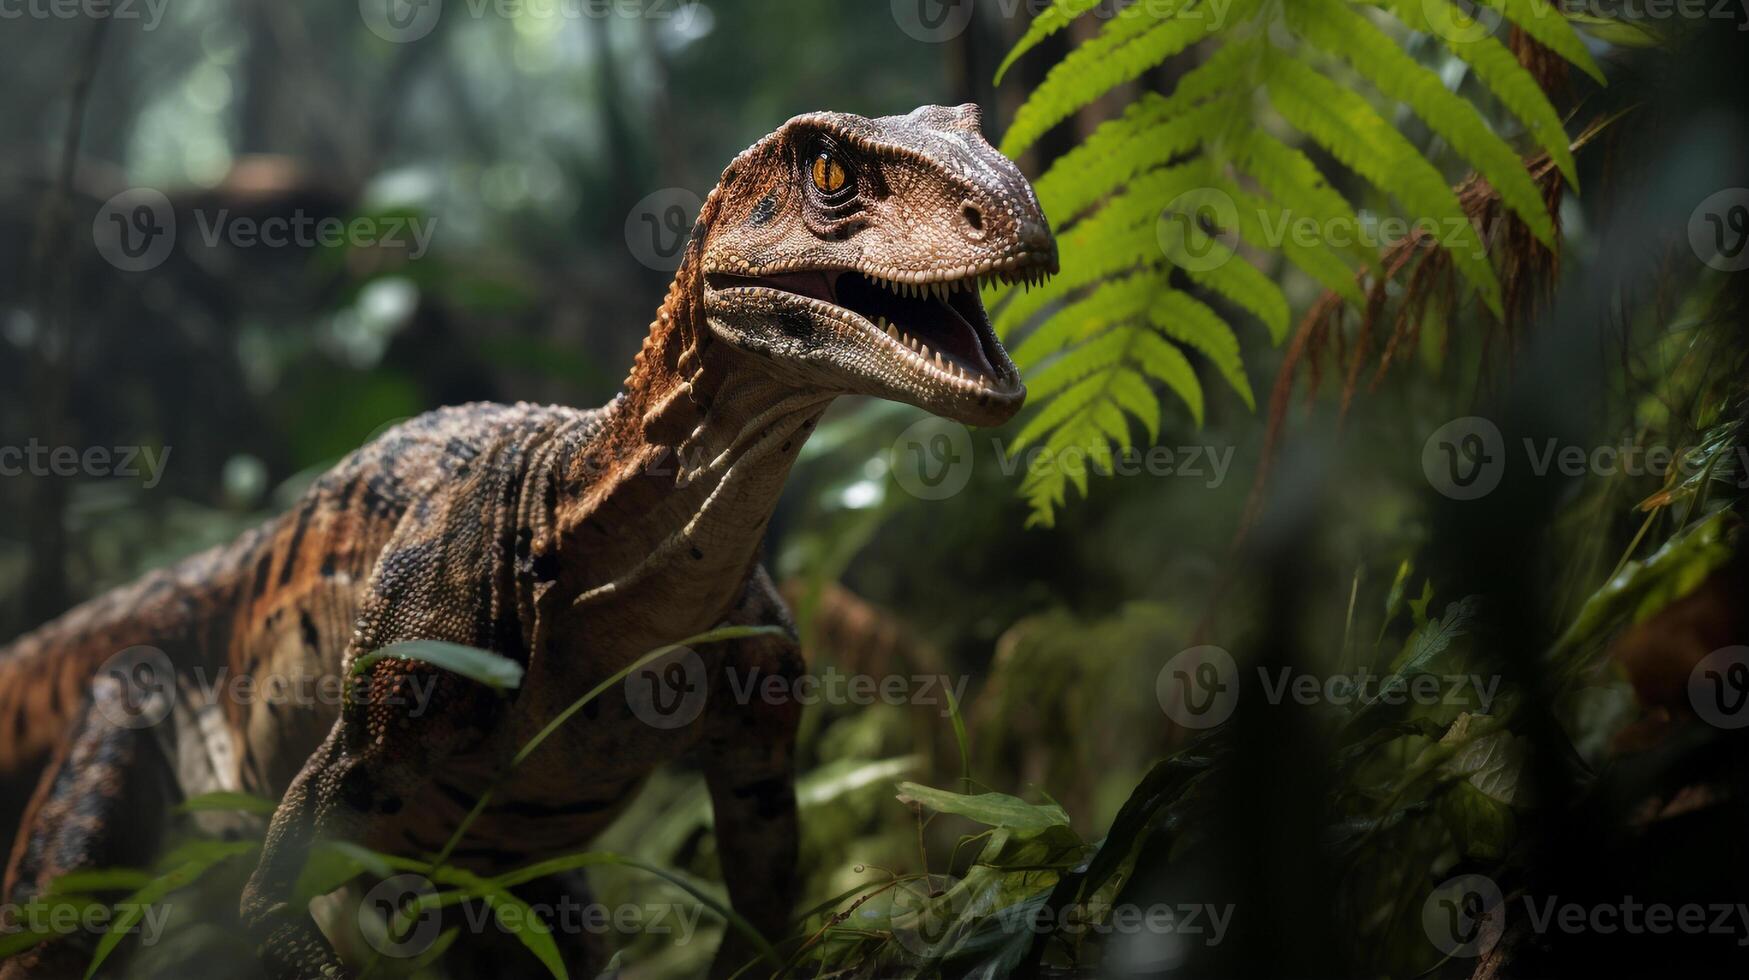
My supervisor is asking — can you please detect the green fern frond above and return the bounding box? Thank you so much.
[995,162,1217,335]
[1010,271,1155,366]
[1481,0,1606,82]
[1102,365,1165,441]
[1381,0,1579,183]
[1285,0,1555,246]
[1131,329,1205,423]
[1032,94,1243,224]
[994,0,1108,83]
[1013,372,1115,451]
[1026,328,1137,402]
[1150,290,1254,409]
[1175,243,1292,342]
[995,0,1600,525]
[1001,0,1250,157]
[1262,55,1504,313]
[1222,179,1369,304]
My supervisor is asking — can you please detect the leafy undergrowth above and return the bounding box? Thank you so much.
[7,525,1732,979]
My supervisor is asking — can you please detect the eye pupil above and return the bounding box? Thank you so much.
[813,151,847,194]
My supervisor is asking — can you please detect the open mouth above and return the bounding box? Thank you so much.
[705,262,1051,395]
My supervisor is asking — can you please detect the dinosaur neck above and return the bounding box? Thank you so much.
[551,247,834,631]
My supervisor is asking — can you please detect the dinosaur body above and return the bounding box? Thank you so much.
[0,104,1054,978]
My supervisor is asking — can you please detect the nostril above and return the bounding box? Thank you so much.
[961,202,984,233]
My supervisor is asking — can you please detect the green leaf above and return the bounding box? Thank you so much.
[894,782,1071,833]
[84,841,258,979]
[41,869,155,895]
[174,790,279,817]
[1444,729,1528,805]
[1549,511,1738,660]
[943,682,973,790]
[478,887,569,980]
[487,852,780,971]
[351,640,526,692]
[1440,781,1515,859]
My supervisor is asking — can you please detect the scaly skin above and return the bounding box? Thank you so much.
[0,104,1055,979]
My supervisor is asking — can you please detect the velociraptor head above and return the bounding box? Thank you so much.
[697,104,1057,427]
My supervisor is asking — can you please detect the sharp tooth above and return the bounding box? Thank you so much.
[920,343,930,361]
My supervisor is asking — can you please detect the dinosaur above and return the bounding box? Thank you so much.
[0,104,1056,979]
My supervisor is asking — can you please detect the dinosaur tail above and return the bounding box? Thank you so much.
[0,528,265,780]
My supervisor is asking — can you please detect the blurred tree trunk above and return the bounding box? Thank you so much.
[25,15,113,624]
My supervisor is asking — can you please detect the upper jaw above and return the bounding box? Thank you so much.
[701,250,1055,418]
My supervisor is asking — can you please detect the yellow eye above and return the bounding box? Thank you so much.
[812,152,848,194]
